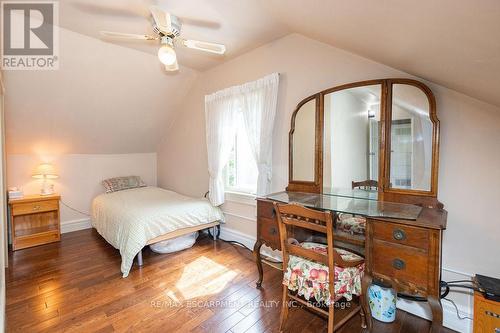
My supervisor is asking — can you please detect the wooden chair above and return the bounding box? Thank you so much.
[351,179,378,190]
[274,202,366,333]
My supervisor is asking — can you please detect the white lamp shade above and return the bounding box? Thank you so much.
[32,163,58,179]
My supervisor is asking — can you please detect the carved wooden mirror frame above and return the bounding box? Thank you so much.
[287,78,441,207]
[287,93,322,193]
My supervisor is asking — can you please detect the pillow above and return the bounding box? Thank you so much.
[102,176,146,193]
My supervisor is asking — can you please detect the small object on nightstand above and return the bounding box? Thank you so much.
[32,163,58,195]
[476,274,500,302]
[8,187,24,200]
[8,194,61,250]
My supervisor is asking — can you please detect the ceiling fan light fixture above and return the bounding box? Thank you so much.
[158,44,177,66]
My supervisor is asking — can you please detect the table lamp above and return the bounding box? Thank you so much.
[32,163,58,195]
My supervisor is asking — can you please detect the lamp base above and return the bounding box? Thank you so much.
[40,183,55,196]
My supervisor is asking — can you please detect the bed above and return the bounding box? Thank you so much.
[91,186,224,277]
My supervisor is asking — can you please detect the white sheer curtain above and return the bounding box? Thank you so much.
[240,73,279,196]
[205,73,279,206]
[205,90,239,206]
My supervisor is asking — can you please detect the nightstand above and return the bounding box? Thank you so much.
[8,194,61,250]
[474,291,500,333]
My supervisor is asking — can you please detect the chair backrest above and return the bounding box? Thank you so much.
[352,179,378,190]
[274,203,361,276]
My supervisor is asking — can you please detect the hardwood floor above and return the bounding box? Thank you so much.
[6,229,456,332]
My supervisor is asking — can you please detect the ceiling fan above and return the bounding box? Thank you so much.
[100,6,226,71]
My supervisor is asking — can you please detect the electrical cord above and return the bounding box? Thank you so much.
[59,200,90,217]
[207,225,283,264]
[446,280,474,284]
[397,281,450,302]
[445,284,478,291]
[397,280,477,321]
[442,298,473,321]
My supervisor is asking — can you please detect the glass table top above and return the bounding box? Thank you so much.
[266,191,422,220]
[323,187,378,200]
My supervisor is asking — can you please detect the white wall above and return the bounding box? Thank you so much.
[7,153,157,233]
[157,33,500,332]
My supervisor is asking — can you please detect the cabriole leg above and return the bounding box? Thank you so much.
[428,296,443,333]
[254,240,264,288]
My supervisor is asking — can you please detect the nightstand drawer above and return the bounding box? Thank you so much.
[12,199,59,216]
[372,239,428,291]
[372,221,429,250]
[15,231,60,250]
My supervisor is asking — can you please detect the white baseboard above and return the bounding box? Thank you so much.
[396,297,472,333]
[61,218,92,234]
[219,225,283,262]
[219,226,256,250]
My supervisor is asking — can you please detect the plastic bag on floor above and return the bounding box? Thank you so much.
[149,232,198,254]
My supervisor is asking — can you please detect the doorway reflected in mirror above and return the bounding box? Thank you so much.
[389,84,433,191]
[323,84,381,198]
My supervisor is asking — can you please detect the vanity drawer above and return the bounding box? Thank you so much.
[257,199,275,219]
[372,221,429,250]
[12,199,59,216]
[372,239,428,290]
[258,216,281,250]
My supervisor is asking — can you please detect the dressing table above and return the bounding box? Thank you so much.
[254,79,447,332]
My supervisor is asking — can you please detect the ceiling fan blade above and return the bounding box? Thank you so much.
[150,6,172,35]
[100,31,157,40]
[178,17,220,29]
[181,39,226,55]
[164,59,179,72]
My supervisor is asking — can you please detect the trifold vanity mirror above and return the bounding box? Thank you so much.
[288,79,440,207]
[258,78,445,331]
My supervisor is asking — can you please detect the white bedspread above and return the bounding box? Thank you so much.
[91,186,224,277]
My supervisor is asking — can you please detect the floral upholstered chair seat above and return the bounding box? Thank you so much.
[283,242,364,305]
[336,213,366,236]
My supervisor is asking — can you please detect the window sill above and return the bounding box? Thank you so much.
[224,191,257,206]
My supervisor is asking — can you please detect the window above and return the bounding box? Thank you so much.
[205,73,278,206]
[223,112,258,195]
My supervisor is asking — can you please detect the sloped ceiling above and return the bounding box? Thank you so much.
[4,27,198,154]
[5,0,500,155]
[58,0,500,107]
[262,0,500,107]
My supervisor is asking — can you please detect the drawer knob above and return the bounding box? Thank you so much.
[392,258,406,270]
[33,205,41,211]
[269,227,278,236]
[393,229,406,241]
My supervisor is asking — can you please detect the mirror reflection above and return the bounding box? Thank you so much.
[292,98,316,181]
[323,85,381,198]
[389,84,432,191]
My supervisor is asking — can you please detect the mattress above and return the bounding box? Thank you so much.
[91,186,224,277]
